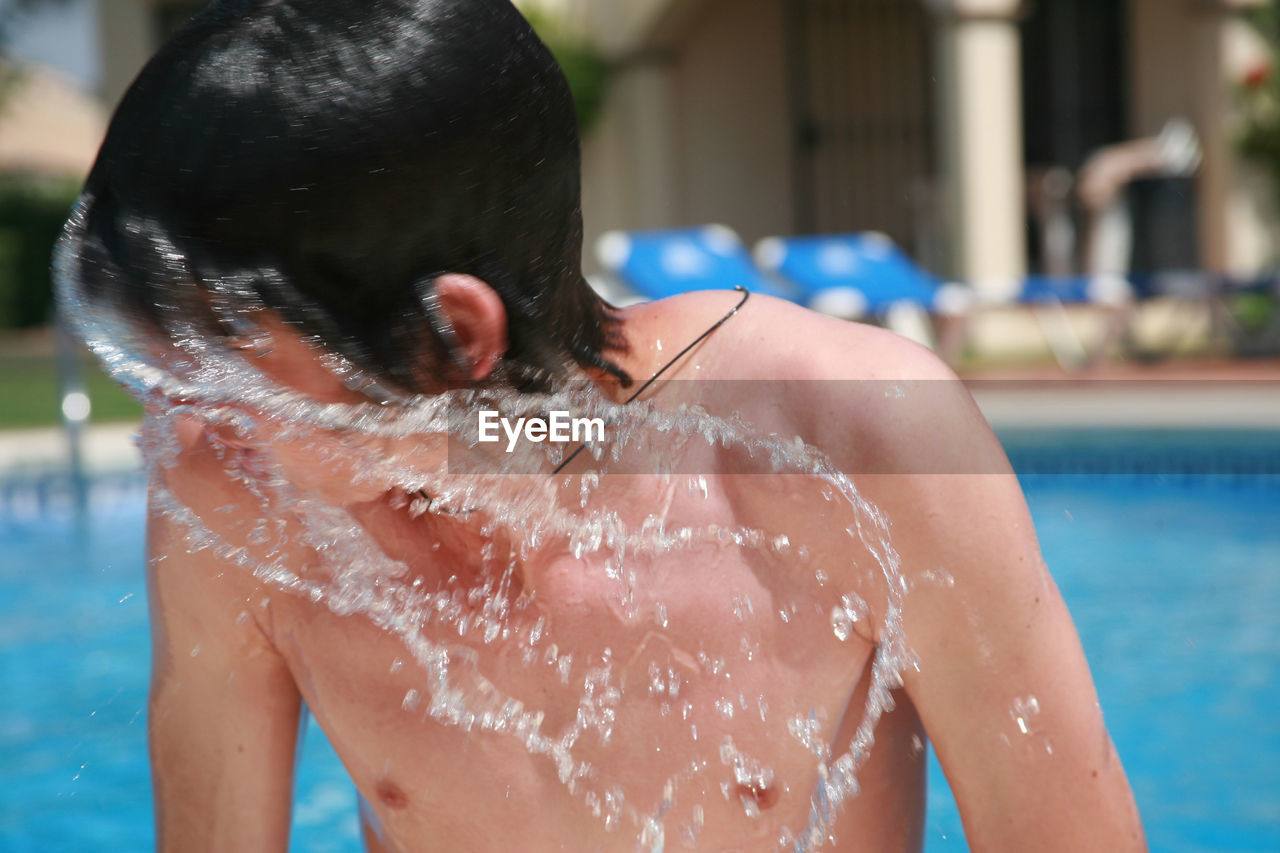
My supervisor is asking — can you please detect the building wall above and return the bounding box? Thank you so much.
[580,56,682,259]
[789,0,936,251]
[1127,0,1273,274]
[670,0,793,243]
[580,0,937,271]
[1128,0,1219,271]
[579,0,793,274]
[98,0,210,107]
[98,0,152,108]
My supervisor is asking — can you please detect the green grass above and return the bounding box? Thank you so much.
[0,350,142,430]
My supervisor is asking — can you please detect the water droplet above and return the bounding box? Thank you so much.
[557,654,573,684]
[830,592,868,641]
[831,606,854,641]
[1010,694,1040,735]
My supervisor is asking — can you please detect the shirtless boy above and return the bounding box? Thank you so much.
[60,1,1145,850]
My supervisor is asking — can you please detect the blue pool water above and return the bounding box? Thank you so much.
[2,432,1278,852]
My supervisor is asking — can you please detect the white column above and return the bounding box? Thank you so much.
[926,0,1028,293]
[618,62,680,227]
[578,56,680,277]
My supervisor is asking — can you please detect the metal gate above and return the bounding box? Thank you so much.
[784,0,936,253]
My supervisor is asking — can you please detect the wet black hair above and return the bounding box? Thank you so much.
[66,0,628,393]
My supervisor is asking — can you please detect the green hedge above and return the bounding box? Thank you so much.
[0,177,78,330]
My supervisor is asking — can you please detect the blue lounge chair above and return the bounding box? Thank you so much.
[754,232,972,360]
[753,231,971,318]
[1019,274,1124,305]
[595,225,795,303]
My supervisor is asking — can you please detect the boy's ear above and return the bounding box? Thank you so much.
[432,273,508,381]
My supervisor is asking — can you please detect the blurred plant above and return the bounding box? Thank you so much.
[520,3,610,132]
[0,175,78,329]
[1237,5,1280,206]
[1234,5,1280,351]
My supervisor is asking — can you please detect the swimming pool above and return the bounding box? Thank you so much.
[2,431,1277,852]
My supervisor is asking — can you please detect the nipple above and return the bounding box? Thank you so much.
[376,776,410,810]
[720,737,777,817]
[734,780,780,814]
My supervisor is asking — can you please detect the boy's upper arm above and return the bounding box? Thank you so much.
[884,467,1143,850]
[823,341,1145,850]
[146,438,302,852]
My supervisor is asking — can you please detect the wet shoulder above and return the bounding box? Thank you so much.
[641,291,973,453]
[703,293,983,473]
[718,293,947,383]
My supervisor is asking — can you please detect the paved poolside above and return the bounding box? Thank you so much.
[0,422,142,477]
[961,358,1280,428]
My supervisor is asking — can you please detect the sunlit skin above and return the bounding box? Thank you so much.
[147,281,1147,851]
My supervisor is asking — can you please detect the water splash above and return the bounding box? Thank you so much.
[55,203,922,852]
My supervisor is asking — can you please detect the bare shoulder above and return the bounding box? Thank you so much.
[700,294,991,473]
[148,422,284,624]
[632,290,996,474]
[695,292,947,383]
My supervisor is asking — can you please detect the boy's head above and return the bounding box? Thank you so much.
[67,0,626,395]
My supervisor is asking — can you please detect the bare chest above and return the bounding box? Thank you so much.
[268,538,875,851]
